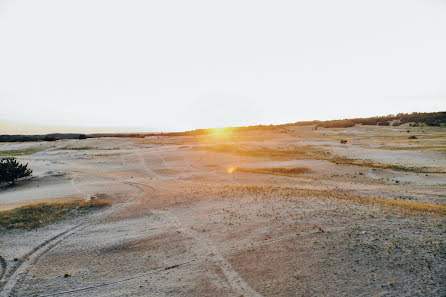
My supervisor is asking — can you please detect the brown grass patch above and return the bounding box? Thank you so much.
[200,184,446,215]
[0,147,43,156]
[0,199,110,230]
[373,199,446,214]
[236,167,311,176]
[331,157,445,173]
[89,153,125,157]
[197,144,443,173]
[196,144,328,160]
[374,146,446,152]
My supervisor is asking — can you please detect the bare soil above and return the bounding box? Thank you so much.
[0,125,445,296]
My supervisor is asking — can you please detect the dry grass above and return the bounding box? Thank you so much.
[188,184,446,215]
[89,153,125,157]
[236,167,311,176]
[373,199,446,214]
[196,144,328,160]
[373,146,446,152]
[139,140,188,146]
[0,199,110,230]
[330,157,445,173]
[59,146,119,151]
[59,146,95,150]
[196,144,443,173]
[0,148,43,156]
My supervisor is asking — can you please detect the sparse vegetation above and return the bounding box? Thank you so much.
[197,144,442,173]
[59,146,119,151]
[196,144,329,160]
[195,184,446,215]
[0,147,42,156]
[0,199,110,230]
[373,145,446,152]
[59,146,94,150]
[330,157,444,173]
[236,167,311,176]
[89,153,125,157]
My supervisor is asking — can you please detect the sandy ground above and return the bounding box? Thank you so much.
[0,125,445,296]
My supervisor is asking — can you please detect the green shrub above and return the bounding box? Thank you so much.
[0,157,32,185]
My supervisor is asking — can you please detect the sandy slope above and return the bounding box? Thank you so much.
[0,126,445,296]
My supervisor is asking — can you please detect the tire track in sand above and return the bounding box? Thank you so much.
[0,256,6,283]
[152,209,263,297]
[1,181,152,297]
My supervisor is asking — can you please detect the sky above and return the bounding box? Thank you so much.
[0,0,445,133]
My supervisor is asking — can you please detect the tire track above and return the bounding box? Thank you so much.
[1,144,158,296]
[1,181,153,297]
[70,174,91,200]
[153,209,263,297]
[34,262,194,297]
[28,229,315,297]
[2,145,209,296]
[0,256,6,282]
[0,220,89,296]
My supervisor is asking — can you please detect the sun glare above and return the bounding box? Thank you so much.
[226,166,237,173]
[210,127,233,137]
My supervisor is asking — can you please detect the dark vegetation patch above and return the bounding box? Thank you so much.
[59,146,94,150]
[89,153,125,157]
[330,157,444,173]
[0,148,42,156]
[0,157,32,185]
[58,146,119,151]
[0,199,110,230]
[312,111,446,128]
[236,167,311,176]
[0,134,89,143]
[376,145,446,152]
[43,136,58,141]
[317,120,356,128]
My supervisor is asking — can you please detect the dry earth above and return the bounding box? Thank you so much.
[0,125,445,296]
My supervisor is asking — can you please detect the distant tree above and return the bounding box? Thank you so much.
[0,157,32,185]
[78,134,87,140]
[43,136,58,141]
[317,120,355,128]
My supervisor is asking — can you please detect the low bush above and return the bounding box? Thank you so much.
[0,157,32,185]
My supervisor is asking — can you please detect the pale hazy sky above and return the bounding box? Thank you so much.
[1,0,445,132]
